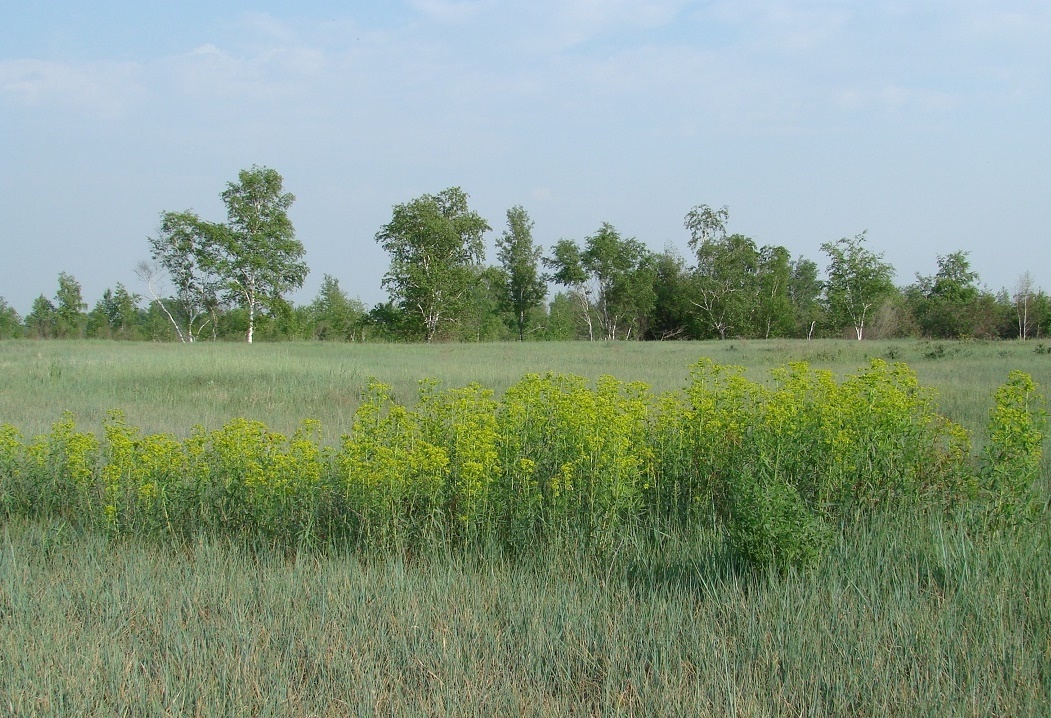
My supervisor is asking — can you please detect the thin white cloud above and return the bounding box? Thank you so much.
[0,58,140,118]
[837,84,959,113]
[955,3,1051,43]
[702,0,850,53]
[146,37,336,121]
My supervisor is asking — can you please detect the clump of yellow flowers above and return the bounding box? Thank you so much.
[0,359,1043,570]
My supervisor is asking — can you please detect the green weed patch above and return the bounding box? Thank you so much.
[0,359,1044,570]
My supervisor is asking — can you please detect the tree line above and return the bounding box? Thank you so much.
[2,166,1048,343]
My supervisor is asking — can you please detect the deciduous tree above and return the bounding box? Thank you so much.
[88,283,142,339]
[54,272,87,339]
[684,204,762,340]
[376,187,489,342]
[1015,271,1036,340]
[309,274,366,341]
[24,295,56,339]
[544,224,654,340]
[147,166,307,344]
[0,297,22,339]
[691,233,760,340]
[821,232,895,340]
[582,223,655,340]
[209,166,308,343]
[788,256,823,339]
[543,238,594,341]
[645,248,696,340]
[684,204,730,250]
[909,251,981,338]
[495,205,546,341]
[143,210,224,342]
[755,245,794,339]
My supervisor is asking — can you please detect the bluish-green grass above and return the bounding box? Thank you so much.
[2,338,1046,439]
[0,338,1047,716]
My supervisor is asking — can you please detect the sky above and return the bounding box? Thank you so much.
[2,0,1049,316]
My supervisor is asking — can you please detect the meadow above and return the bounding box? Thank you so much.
[2,338,1047,438]
[0,338,1048,716]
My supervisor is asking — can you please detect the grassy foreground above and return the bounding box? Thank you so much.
[1,515,1048,716]
[0,339,1048,716]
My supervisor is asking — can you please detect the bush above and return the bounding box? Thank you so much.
[0,360,1044,571]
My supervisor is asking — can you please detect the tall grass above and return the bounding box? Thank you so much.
[0,512,1047,716]
[0,338,1048,715]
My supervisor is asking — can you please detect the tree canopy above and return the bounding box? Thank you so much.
[495,205,546,341]
[147,166,307,343]
[4,187,1046,344]
[376,187,490,342]
[821,232,896,340]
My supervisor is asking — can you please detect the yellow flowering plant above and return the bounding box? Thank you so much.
[0,360,1043,570]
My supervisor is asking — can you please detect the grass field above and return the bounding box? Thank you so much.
[0,338,1049,716]
[2,337,1048,439]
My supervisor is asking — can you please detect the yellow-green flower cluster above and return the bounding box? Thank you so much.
[979,370,1047,528]
[0,360,1043,568]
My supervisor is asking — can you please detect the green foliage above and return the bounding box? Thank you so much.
[54,272,88,339]
[0,297,23,339]
[338,380,449,547]
[22,274,87,339]
[644,249,696,340]
[211,166,309,343]
[455,265,516,342]
[87,283,143,339]
[542,240,595,340]
[149,166,307,343]
[538,291,586,340]
[821,232,896,339]
[1,358,1043,572]
[908,251,985,338]
[683,203,729,249]
[376,187,490,341]
[754,244,795,338]
[543,224,655,340]
[683,205,801,340]
[691,233,761,339]
[145,209,224,342]
[788,255,824,338]
[977,371,1047,529]
[680,358,974,569]
[583,223,656,340]
[308,274,366,341]
[23,294,57,338]
[495,205,547,341]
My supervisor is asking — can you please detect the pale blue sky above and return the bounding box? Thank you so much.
[2,1,1049,315]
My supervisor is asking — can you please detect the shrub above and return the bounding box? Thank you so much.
[977,370,1047,530]
[0,360,1043,571]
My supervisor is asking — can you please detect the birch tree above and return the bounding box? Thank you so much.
[376,187,489,342]
[543,239,595,341]
[142,210,222,342]
[210,166,308,344]
[821,232,895,340]
[544,225,654,341]
[691,233,759,340]
[1015,271,1035,340]
[147,166,307,343]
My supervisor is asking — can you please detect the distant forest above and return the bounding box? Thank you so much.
[2,167,1047,343]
